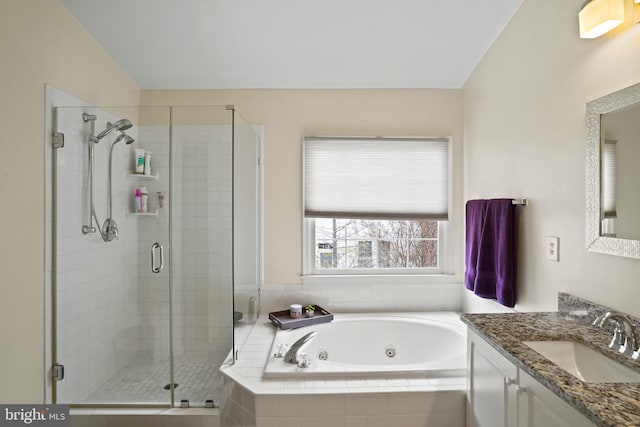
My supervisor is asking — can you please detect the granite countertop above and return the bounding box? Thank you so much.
[461,312,640,427]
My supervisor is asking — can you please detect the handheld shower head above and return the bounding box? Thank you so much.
[113,133,135,145]
[102,130,135,243]
[114,118,133,131]
[95,118,133,141]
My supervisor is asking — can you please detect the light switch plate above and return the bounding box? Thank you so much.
[546,236,559,262]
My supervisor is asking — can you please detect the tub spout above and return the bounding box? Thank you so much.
[284,331,318,364]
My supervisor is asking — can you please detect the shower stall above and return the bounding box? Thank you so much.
[50,104,261,407]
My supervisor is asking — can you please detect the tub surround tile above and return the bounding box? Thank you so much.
[259,282,462,315]
[363,416,387,427]
[300,395,325,416]
[344,379,368,388]
[461,301,640,426]
[322,395,346,415]
[343,416,367,427]
[220,313,466,427]
[70,411,218,427]
[299,418,327,427]
[344,395,368,415]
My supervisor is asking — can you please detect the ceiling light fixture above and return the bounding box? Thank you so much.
[579,0,625,38]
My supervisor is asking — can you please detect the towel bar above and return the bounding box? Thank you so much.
[511,198,528,206]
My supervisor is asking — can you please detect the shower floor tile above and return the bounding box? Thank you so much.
[82,354,225,406]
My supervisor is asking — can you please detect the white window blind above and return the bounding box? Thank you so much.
[303,136,449,220]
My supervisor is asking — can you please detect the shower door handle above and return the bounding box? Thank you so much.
[151,242,164,273]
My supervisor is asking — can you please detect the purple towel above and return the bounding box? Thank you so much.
[465,199,516,307]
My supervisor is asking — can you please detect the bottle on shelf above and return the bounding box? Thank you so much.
[134,188,142,213]
[135,148,145,174]
[140,186,149,213]
[144,151,152,176]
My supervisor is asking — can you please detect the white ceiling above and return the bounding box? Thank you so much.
[60,0,524,90]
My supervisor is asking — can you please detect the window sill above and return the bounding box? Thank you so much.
[301,273,459,287]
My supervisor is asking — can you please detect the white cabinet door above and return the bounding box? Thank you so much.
[467,330,519,427]
[518,370,595,427]
[467,330,596,427]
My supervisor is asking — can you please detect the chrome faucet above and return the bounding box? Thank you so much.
[284,331,318,364]
[593,311,639,358]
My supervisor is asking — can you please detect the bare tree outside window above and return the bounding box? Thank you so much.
[357,241,373,268]
[315,218,438,270]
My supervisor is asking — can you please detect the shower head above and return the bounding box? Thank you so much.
[113,133,135,145]
[115,118,133,131]
[95,118,133,141]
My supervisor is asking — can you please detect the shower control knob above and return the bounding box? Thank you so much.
[102,219,119,242]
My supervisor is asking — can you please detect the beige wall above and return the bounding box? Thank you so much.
[141,89,464,285]
[0,1,138,402]
[464,0,640,313]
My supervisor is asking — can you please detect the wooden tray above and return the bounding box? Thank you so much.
[268,306,333,329]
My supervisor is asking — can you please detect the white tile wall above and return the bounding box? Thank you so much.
[220,371,465,427]
[251,392,465,427]
[260,282,462,315]
[69,408,220,427]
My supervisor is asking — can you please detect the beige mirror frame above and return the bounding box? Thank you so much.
[586,82,640,258]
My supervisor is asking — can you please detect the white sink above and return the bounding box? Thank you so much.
[523,340,640,383]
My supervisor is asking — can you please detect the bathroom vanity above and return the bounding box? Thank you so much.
[466,327,593,427]
[462,307,640,427]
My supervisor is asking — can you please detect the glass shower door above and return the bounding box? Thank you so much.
[52,106,172,406]
[232,110,262,349]
[169,106,235,406]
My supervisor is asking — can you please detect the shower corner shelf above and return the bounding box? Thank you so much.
[126,209,159,218]
[127,172,159,180]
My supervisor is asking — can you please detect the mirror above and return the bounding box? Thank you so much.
[586,82,640,258]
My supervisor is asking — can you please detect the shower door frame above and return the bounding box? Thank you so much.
[50,105,174,408]
[48,100,260,409]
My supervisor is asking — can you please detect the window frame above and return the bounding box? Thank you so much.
[303,218,450,277]
[302,134,454,282]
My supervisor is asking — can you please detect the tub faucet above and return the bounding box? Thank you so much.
[593,311,639,358]
[284,331,318,364]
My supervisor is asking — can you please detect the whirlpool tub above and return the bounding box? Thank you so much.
[263,312,466,378]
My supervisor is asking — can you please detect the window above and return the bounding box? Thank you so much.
[303,136,450,276]
[314,218,440,271]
